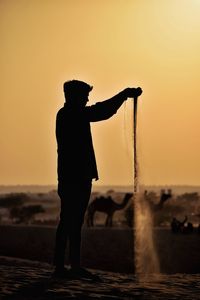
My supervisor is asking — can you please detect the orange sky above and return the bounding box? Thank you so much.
[1,0,200,186]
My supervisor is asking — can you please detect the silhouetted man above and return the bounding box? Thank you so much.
[53,80,142,278]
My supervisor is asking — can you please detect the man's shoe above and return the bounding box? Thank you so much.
[68,267,102,282]
[52,267,70,279]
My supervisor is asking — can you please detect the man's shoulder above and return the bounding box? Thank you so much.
[57,106,65,114]
[56,106,67,118]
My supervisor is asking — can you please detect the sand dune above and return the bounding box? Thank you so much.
[1,256,200,299]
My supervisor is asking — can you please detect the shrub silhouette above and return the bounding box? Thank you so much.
[10,205,45,224]
[0,193,28,208]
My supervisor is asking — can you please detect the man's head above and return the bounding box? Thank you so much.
[63,80,93,107]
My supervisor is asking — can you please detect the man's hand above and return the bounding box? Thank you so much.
[124,87,143,99]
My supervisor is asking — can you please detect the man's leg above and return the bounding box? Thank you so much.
[53,223,68,270]
[68,181,92,269]
[53,184,71,271]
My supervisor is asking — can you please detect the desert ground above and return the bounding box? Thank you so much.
[1,256,200,300]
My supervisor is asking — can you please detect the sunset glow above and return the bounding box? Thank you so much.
[1,0,200,186]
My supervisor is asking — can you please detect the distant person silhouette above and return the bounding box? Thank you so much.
[186,221,193,233]
[171,217,180,233]
[171,216,188,233]
[53,80,142,278]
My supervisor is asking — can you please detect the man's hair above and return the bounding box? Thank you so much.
[63,80,93,100]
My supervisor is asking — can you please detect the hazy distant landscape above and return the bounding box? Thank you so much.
[0,185,200,229]
[1,184,200,276]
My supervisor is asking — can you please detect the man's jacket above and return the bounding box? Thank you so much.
[56,95,125,183]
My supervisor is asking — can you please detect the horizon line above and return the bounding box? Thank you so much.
[1,183,200,187]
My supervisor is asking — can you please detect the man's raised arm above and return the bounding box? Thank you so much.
[86,87,142,122]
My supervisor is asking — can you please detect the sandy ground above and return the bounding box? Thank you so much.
[1,256,200,300]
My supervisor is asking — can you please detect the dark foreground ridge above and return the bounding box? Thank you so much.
[1,256,200,299]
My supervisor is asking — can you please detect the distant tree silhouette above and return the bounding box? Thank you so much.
[0,193,28,208]
[10,205,45,224]
[176,192,199,202]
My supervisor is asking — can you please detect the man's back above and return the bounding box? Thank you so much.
[56,104,98,182]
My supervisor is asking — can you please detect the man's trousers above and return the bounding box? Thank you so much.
[53,180,92,269]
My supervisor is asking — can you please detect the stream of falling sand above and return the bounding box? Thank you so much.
[133,97,160,279]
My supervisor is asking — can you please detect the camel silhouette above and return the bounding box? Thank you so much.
[125,189,173,227]
[86,193,133,227]
[144,189,172,211]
